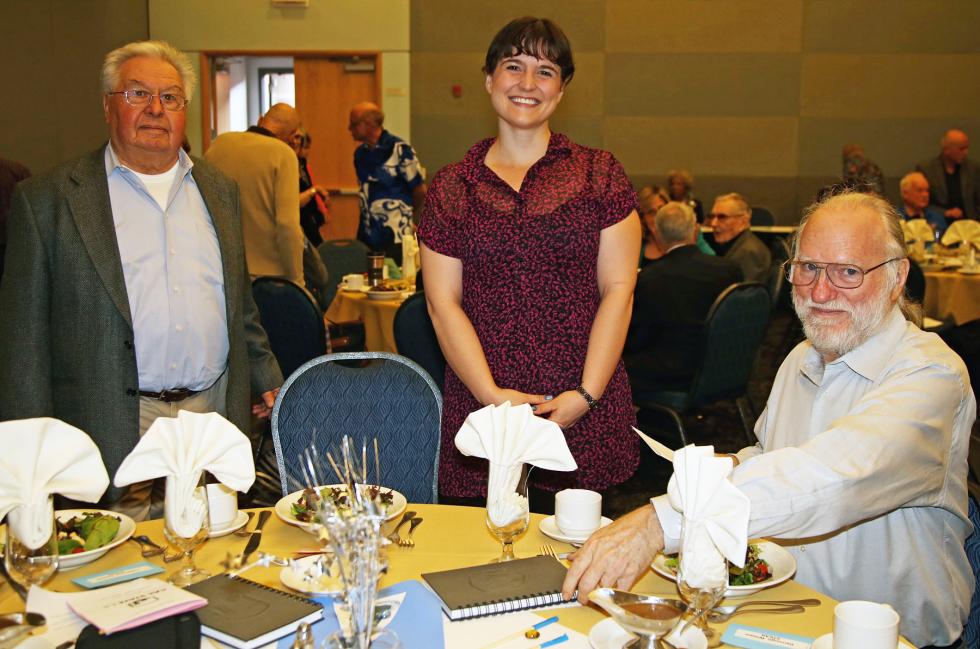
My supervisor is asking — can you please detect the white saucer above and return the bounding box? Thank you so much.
[958,267,980,275]
[208,510,248,538]
[588,618,706,649]
[539,515,612,545]
[279,555,342,595]
[811,633,911,649]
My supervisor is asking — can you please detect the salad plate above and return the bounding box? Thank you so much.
[365,289,404,301]
[651,540,796,598]
[274,484,407,530]
[55,509,136,570]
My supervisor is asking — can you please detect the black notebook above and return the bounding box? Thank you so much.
[185,575,322,649]
[421,555,569,620]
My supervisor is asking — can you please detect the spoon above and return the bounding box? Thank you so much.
[0,612,46,646]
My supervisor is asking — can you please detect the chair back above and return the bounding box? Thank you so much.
[766,262,785,310]
[688,282,771,407]
[251,277,326,379]
[393,292,445,391]
[750,206,775,226]
[271,352,442,504]
[318,238,370,309]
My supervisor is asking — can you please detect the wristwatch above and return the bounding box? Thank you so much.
[575,385,599,411]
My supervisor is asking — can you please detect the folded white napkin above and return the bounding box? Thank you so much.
[114,411,254,536]
[455,402,577,527]
[941,219,980,248]
[667,445,750,589]
[0,418,109,550]
[903,218,934,243]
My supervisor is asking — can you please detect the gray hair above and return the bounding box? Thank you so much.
[792,190,921,326]
[899,171,927,193]
[101,40,196,101]
[654,201,697,246]
[714,192,752,218]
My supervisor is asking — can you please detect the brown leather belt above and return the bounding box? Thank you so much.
[138,388,199,402]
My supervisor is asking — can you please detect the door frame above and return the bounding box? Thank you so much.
[198,49,383,152]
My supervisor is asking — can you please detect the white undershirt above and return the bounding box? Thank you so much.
[130,162,180,210]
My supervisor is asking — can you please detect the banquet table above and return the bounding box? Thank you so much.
[923,269,980,325]
[0,504,859,647]
[324,288,411,353]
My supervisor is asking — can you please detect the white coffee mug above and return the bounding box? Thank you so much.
[343,273,364,289]
[206,482,238,529]
[833,600,899,649]
[554,489,602,537]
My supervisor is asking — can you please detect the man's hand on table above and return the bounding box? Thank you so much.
[561,504,665,604]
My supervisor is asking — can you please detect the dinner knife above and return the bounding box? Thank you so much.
[242,510,271,559]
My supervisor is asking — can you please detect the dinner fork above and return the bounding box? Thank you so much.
[386,510,416,544]
[398,517,423,547]
[233,511,256,537]
[706,598,820,623]
[538,544,570,561]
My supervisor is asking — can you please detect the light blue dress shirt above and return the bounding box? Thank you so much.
[105,145,229,392]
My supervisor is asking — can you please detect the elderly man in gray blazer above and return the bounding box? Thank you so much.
[917,128,979,222]
[0,40,282,517]
[706,192,771,283]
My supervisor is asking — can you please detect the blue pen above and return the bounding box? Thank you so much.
[478,616,560,649]
[539,633,569,648]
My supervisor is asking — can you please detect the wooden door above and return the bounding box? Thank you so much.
[294,56,379,240]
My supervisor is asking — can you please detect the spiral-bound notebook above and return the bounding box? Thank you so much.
[185,575,322,649]
[421,556,569,620]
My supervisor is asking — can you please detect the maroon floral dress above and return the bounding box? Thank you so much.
[417,133,639,497]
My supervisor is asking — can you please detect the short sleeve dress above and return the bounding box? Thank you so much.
[417,133,640,498]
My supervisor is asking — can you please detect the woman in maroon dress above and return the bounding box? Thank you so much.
[417,17,641,509]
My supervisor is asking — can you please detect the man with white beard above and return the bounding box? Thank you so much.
[562,191,975,648]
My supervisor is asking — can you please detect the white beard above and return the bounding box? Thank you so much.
[792,287,896,360]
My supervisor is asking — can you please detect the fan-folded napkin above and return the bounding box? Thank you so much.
[114,411,255,536]
[455,402,577,527]
[941,220,980,248]
[667,445,749,589]
[0,418,109,550]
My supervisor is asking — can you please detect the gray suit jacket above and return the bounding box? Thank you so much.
[724,229,771,284]
[0,146,283,503]
[916,155,980,221]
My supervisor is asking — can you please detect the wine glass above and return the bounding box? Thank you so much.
[676,518,727,647]
[485,463,530,562]
[4,497,59,589]
[163,471,211,586]
[589,588,686,649]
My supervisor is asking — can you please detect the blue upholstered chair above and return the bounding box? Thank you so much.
[633,282,771,447]
[393,291,446,392]
[270,352,442,504]
[251,277,327,380]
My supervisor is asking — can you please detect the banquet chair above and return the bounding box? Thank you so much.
[271,352,442,504]
[317,238,370,309]
[750,206,775,226]
[633,282,771,447]
[393,291,446,392]
[251,277,327,379]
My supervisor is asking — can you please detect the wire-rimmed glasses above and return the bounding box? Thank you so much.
[107,88,188,111]
[783,257,903,289]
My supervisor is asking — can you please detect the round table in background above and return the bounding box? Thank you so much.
[324,288,410,353]
[923,269,980,325]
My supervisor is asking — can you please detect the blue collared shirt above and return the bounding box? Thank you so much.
[105,145,228,392]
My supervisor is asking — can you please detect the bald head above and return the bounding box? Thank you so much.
[349,102,384,145]
[941,129,969,165]
[258,103,301,143]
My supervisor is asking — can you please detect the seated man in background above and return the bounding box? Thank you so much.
[624,201,742,392]
[563,191,975,649]
[707,192,771,283]
[898,171,947,237]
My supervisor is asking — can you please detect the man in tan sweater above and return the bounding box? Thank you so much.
[206,103,305,285]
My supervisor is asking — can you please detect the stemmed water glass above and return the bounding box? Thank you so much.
[676,518,727,647]
[4,497,59,589]
[163,471,211,586]
[485,463,530,562]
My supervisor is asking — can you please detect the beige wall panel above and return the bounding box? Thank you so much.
[605,54,800,116]
[607,0,802,53]
[0,0,148,174]
[797,117,980,179]
[411,0,605,53]
[604,117,799,177]
[412,115,499,177]
[801,54,980,118]
[148,0,409,51]
[804,0,980,53]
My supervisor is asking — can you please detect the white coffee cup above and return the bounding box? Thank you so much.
[343,273,364,289]
[206,482,238,529]
[833,600,899,649]
[554,489,602,537]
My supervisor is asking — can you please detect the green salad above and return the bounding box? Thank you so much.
[56,512,120,555]
[664,543,773,586]
[291,486,394,523]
